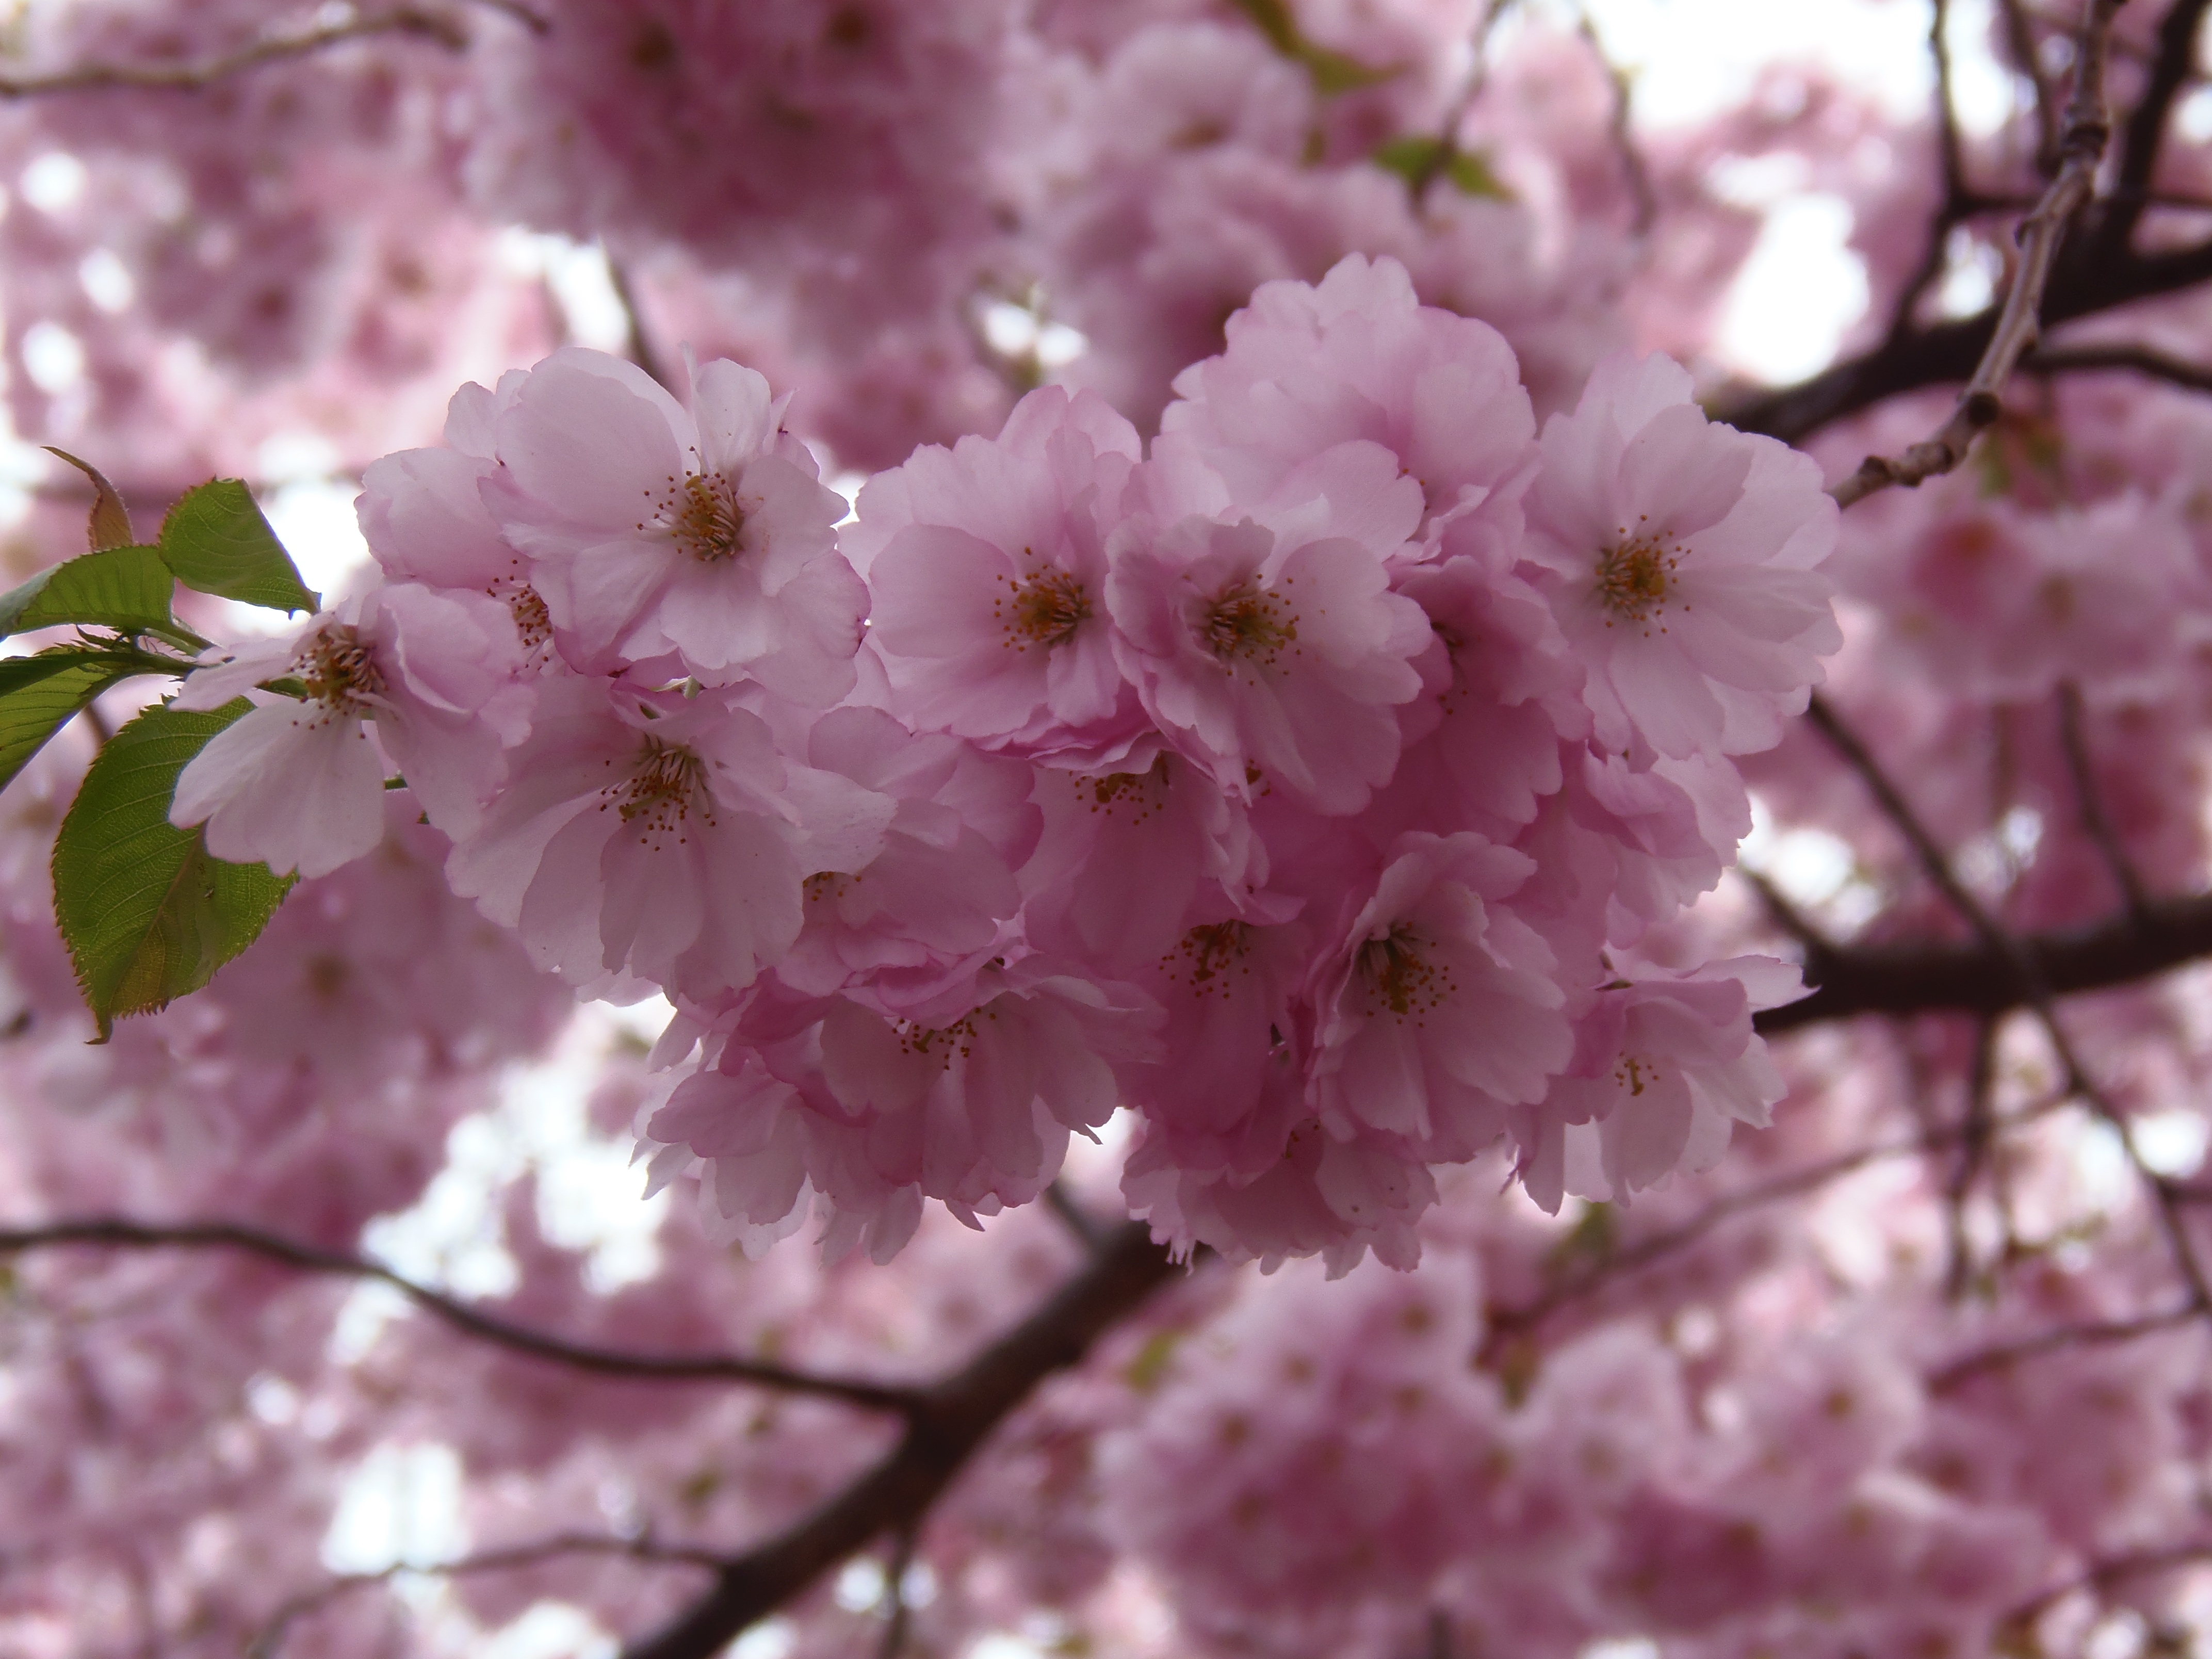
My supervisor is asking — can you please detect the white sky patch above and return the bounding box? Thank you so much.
[77,248,134,314]
[323,1442,468,1574]
[498,229,633,355]
[19,151,85,214]
[2131,1111,2210,1180]
[1712,194,1869,384]
[18,320,83,396]
[362,1006,670,1304]
[1542,0,1938,129]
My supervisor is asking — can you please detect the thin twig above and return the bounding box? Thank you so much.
[2094,0,2212,257]
[622,1222,1179,1659]
[0,7,473,96]
[1484,1103,2063,1349]
[2008,1540,2212,1626]
[1736,867,1841,963]
[874,1527,919,1659]
[1944,1017,2004,1300]
[1832,0,2123,508]
[1043,1181,1111,1255]
[1803,694,2212,1313]
[1576,7,1656,235]
[1932,1303,2205,1390]
[0,1218,918,1413]
[2057,681,2157,922]
[1886,0,1977,344]
[2025,340,2212,392]
[606,255,673,393]
[251,1532,724,1659]
[1996,0,2062,168]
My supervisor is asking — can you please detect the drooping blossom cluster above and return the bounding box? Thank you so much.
[171,253,1837,1271]
[20,3,2212,1658]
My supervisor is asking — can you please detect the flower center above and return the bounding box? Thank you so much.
[508,584,553,652]
[1358,924,1452,1019]
[647,470,748,562]
[896,1012,982,1066]
[995,565,1091,650]
[607,739,713,844]
[1594,523,1684,628]
[1161,920,1253,997]
[1611,1054,1663,1097]
[1202,580,1296,665]
[296,625,383,715]
[1083,755,1170,823]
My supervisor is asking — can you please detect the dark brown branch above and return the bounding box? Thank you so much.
[0,7,474,96]
[0,1218,917,1413]
[1831,0,2123,508]
[2058,682,2157,921]
[622,1222,1179,1659]
[253,1532,724,1659]
[1043,1180,1111,1255]
[1755,889,2212,1031]
[2024,340,2212,392]
[1943,1016,2004,1300]
[1996,0,2061,168]
[606,256,673,394]
[1576,8,1655,235]
[1886,0,1978,345]
[1800,695,2212,1310]
[2093,0,2212,257]
[1486,1117,1999,1348]
[1726,3,2212,448]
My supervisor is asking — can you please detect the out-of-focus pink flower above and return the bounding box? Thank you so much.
[1517,954,1800,1213]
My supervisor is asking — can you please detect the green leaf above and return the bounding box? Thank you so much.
[0,544,179,640]
[0,649,141,793]
[43,447,135,552]
[1228,0,1396,93]
[51,698,294,1040]
[1372,136,1516,199]
[157,480,320,615]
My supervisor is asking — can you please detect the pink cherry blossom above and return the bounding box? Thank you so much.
[1306,831,1573,1154]
[1517,955,1801,1213]
[1524,350,1842,761]
[170,583,530,877]
[444,676,891,999]
[849,384,1153,767]
[1104,482,1433,814]
[481,346,866,698]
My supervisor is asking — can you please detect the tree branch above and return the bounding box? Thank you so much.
[1931,1303,2205,1391]
[2092,0,2212,257]
[1754,886,2212,1032]
[1798,694,2212,1310]
[1830,0,2123,508]
[0,7,481,96]
[622,1222,1180,1659]
[0,1218,917,1413]
[253,1532,724,1659]
[2024,339,2212,391]
[2057,681,2156,922]
[1996,0,2061,169]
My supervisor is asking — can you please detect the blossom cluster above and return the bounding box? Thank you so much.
[171,253,1838,1270]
